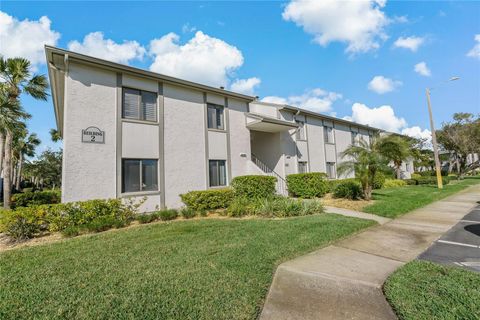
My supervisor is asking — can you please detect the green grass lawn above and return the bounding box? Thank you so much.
[0,214,375,320]
[363,177,480,218]
[384,260,480,320]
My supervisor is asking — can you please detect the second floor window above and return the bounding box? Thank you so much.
[207,104,224,130]
[123,88,157,122]
[351,131,359,145]
[295,121,305,140]
[324,126,334,144]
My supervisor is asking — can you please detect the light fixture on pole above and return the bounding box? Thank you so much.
[426,76,460,189]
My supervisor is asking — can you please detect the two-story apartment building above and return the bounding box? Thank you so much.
[46,46,413,211]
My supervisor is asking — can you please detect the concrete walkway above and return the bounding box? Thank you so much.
[260,184,480,320]
[324,205,391,225]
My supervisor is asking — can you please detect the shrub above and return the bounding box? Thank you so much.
[231,175,276,199]
[373,172,386,189]
[226,196,323,218]
[158,209,178,221]
[0,207,48,240]
[383,179,407,188]
[416,176,450,185]
[0,199,141,240]
[180,188,234,212]
[11,190,61,208]
[136,212,159,224]
[180,207,196,219]
[286,172,329,198]
[405,179,418,185]
[411,173,422,180]
[333,180,362,200]
[327,178,358,193]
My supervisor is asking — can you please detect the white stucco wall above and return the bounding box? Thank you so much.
[163,84,206,208]
[228,99,253,177]
[306,117,327,174]
[249,102,278,118]
[63,62,117,202]
[208,131,228,160]
[122,122,159,159]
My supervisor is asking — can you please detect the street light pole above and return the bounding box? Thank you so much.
[425,87,443,189]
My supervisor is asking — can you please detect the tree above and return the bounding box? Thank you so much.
[337,137,390,200]
[377,134,412,179]
[13,131,41,191]
[23,149,62,189]
[0,56,48,209]
[437,113,480,178]
[49,128,62,142]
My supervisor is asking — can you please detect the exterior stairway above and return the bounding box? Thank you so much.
[251,153,288,196]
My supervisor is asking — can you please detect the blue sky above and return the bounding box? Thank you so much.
[1,1,479,153]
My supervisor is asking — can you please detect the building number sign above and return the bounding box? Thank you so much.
[82,127,105,144]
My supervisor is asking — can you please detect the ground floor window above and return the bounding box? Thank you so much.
[298,161,308,174]
[122,159,158,193]
[209,160,227,187]
[326,162,336,179]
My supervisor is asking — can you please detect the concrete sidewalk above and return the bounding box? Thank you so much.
[324,205,391,225]
[260,184,480,320]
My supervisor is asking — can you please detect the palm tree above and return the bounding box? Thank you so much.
[49,128,62,142]
[0,56,47,209]
[337,138,390,200]
[14,131,41,191]
[377,135,411,179]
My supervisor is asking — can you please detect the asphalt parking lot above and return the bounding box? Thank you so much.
[418,204,480,272]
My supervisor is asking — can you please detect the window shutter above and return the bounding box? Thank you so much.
[123,88,140,119]
[142,91,157,122]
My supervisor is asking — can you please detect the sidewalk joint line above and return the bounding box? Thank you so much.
[437,239,480,248]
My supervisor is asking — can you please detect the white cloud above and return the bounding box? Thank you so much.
[0,11,60,67]
[149,31,244,87]
[344,103,407,132]
[367,76,402,94]
[401,126,432,146]
[393,36,424,52]
[414,61,431,76]
[68,32,145,64]
[262,88,342,113]
[181,23,196,34]
[230,77,261,95]
[282,0,389,54]
[466,34,480,59]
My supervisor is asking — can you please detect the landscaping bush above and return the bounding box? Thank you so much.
[416,176,450,185]
[180,188,234,212]
[180,207,196,219]
[286,172,329,198]
[158,209,178,221]
[373,172,386,189]
[226,196,323,218]
[137,212,159,224]
[11,190,61,208]
[231,175,276,199]
[383,179,407,188]
[405,179,418,185]
[333,180,362,200]
[411,173,422,180]
[327,178,358,193]
[0,199,140,240]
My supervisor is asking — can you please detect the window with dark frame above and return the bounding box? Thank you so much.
[207,104,224,130]
[209,160,227,187]
[326,162,336,179]
[324,126,334,144]
[122,159,158,193]
[295,121,305,140]
[298,161,308,174]
[122,88,157,122]
[351,131,359,145]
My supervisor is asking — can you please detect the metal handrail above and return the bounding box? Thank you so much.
[251,153,288,196]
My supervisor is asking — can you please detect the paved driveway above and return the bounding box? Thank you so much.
[418,204,480,272]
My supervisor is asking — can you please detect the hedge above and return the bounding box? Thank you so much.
[383,179,407,188]
[180,188,234,211]
[373,172,386,189]
[231,175,276,199]
[11,190,61,208]
[416,176,450,185]
[327,178,358,193]
[286,172,329,198]
[333,180,362,200]
[0,199,139,240]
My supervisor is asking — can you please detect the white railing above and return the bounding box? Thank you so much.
[251,153,288,196]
